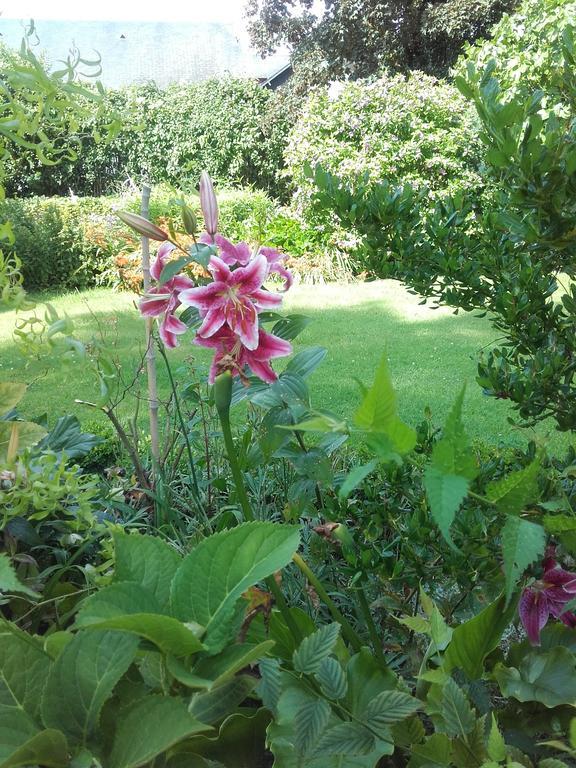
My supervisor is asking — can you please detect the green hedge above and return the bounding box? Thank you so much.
[2,186,352,291]
[5,79,291,201]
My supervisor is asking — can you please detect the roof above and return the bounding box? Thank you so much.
[0,19,290,88]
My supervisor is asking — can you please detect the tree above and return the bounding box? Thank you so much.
[244,0,518,80]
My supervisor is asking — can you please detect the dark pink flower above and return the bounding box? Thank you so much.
[259,246,293,292]
[194,326,292,384]
[179,253,281,350]
[199,233,251,267]
[519,557,576,645]
[139,242,194,349]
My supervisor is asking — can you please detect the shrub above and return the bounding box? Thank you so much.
[5,78,292,200]
[285,70,484,216]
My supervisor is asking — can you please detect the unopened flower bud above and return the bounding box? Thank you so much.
[199,171,219,236]
[117,211,169,241]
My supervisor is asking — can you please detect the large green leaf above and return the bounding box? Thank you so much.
[75,582,204,657]
[109,695,212,768]
[424,467,469,549]
[363,690,421,730]
[0,422,46,462]
[443,594,516,679]
[0,730,68,768]
[440,678,476,737]
[295,697,331,754]
[345,649,397,717]
[35,415,101,460]
[285,347,327,379]
[189,676,256,725]
[41,630,139,743]
[311,721,375,757]
[0,630,51,722]
[170,522,300,652]
[0,383,26,416]
[494,647,576,708]
[486,452,542,515]
[257,658,282,715]
[0,712,41,763]
[407,734,452,767]
[113,532,181,607]
[191,641,275,688]
[501,517,546,603]
[0,555,38,599]
[353,355,416,460]
[293,623,340,675]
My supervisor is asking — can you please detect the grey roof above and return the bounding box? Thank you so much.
[0,19,290,88]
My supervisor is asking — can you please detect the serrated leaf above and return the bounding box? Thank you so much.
[257,658,282,714]
[315,657,348,700]
[339,460,378,499]
[311,721,375,757]
[391,716,425,747]
[487,714,506,762]
[41,630,139,743]
[396,615,431,634]
[363,690,421,732]
[109,695,212,768]
[293,623,340,674]
[486,453,542,515]
[424,466,468,549]
[0,730,68,768]
[440,678,476,737]
[0,630,51,722]
[501,517,546,604]
[444,594,516,679]
[113,532,181,607]
[170,523,300,652]
[0,555,38,599]
[295,697,331,754]
[543,515,576,534]
[409,733,452,766]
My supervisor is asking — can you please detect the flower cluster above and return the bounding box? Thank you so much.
[139,173,293,384]
[519,551,576,645]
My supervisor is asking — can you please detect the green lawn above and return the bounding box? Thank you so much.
[0,281,570,454]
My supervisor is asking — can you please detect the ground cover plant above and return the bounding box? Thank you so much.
[2,8,576,768]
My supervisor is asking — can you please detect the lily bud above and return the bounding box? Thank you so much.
[181,205,198,236]
[117,211,169,241]
[199,171,219,236]
[213,371,233,414]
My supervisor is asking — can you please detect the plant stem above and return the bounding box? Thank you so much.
[468,490,496,508]
[292,553,362,653]
[217,399,254,522]
[356,583,387,666]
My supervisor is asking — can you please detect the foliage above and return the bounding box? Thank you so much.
[310,19,576,431]
[245,0,517,80]
[5,78,291,200]
[285,70,484,225]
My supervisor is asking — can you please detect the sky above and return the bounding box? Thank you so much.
[0,0,246,22]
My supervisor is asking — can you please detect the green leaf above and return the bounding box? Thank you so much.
[311,721,376,757]
[189,676,256,725]
[396,615,431,634]
[345,649,398,717]
[257,657,282,714]
[191,641,275,688]
[354,355,416,459]
[0,555,38,599]
[0,712,40,763]
[75,583,204,657]
[158,255,193,286]
[41,630,139,743]
[295,697,331,754]
[109,695,212,768]
[487,714,506,762]
[424,467,468,549]
[501,517,546,604]
[315,657,348,700]
[543,514,576,534]
[486,453,542,514]
[0,630,51,722]
[408,733,452,767]
[0,422,47,463]
[271,314,312,341]
[293,623,340,675]
[440,678,476,737]
[171,522,300,652]
[391,716,425,747]
[494,647,576,708]
[363,690,420,731]
[339,460,378,499]
[443,594,516,679]
[35,415,101,460]
[0,383,26,416]
[285,346,327,379]
[0,730,68,768]
[113,532,181,607]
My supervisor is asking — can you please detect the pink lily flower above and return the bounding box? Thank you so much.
[139,242,194,349]
[519,555,576,645]
[259,246,293,292]
[199,233,252,267]
[194,326,292,384]
[179,253,281,350]
[200,171,219,235]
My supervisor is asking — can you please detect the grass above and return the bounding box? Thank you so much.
[0,281,570,454]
